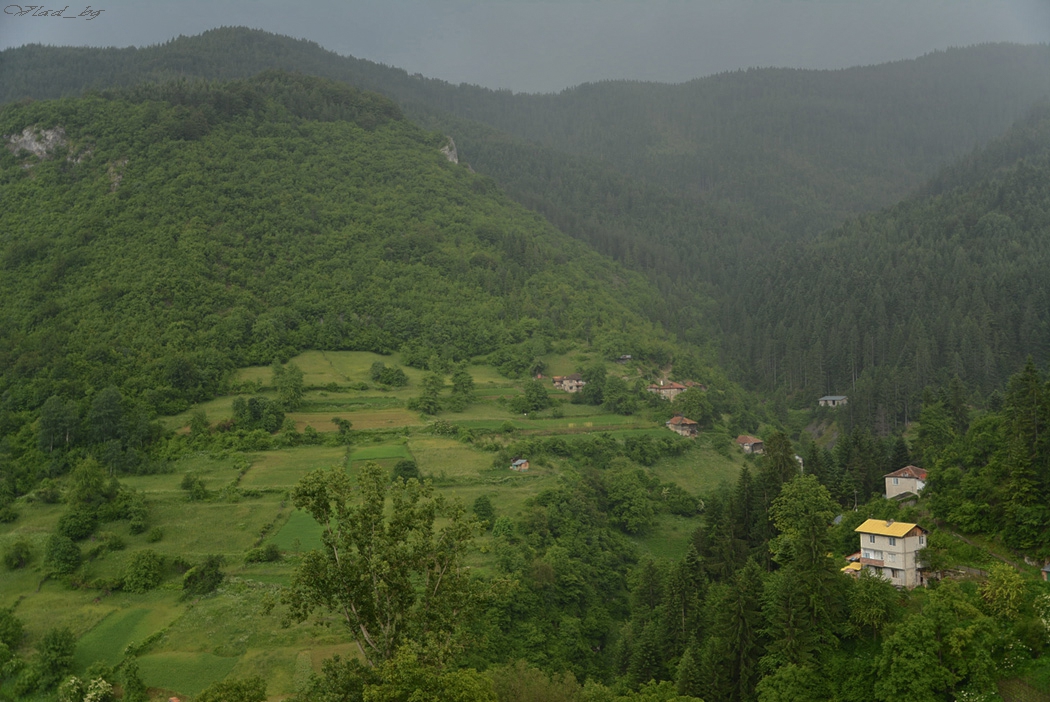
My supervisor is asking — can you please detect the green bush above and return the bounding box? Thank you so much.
[197,676,266,702]
[0,505,20,523]
[391,459,420,482]
[57,509,98,541]
[244,543,280,563]
[45,534,82,574]
[122,550,163,593]
[473,495,495,529]
[183,555,225,597]
[3,540,31,570]
[34,627,76,691]
[0,608,24,649]
[146,527,163,543]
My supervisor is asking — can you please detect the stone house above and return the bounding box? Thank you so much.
[735,435,764,454]
[552,374,586,393]
[647,381,687,401]
[666,414,699,437]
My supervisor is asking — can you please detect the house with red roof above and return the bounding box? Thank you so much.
[884,465,927,499]
[666,414,699,437]
[735,435,764,454]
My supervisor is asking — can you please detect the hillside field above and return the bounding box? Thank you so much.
[0,351,741,700]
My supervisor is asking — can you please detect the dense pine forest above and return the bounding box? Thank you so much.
[2,28,1050,702]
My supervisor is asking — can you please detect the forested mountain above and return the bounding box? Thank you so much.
[5,29,1050,427]
[5,31,1050,236]
[731,104,1050,429]
[0,72,692,420]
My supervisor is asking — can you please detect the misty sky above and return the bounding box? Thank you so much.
[2,0,1049,93]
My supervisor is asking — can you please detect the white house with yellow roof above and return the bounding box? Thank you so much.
[855,519,929,588]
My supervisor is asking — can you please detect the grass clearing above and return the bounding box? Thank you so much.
[632,513,702,561]
[287,407,423,432]
[73,604,181,671]
[240,446,346,489]
[650,441,742,495]
[270,510,323,552]
[408,438,491,480]
[351,444,412,461]
[138,651,240,698]
[146,500,285,559]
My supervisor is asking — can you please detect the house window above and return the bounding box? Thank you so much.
[891,569,900,578]
[888,553,896,562]
[893,477,899,485]
[889,537,896,546]
[868,534,875,544]
[919,535,926,546]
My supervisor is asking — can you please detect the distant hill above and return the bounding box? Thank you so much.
[0,72,692,416]
[4,31,1050,236]
[6,30,1050,417]
[726,103,1050,427]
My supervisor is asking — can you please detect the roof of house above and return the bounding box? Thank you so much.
[841,562,863,572]
[649,382,687,390]
[553,374,582,381]
[819,395,848,401]
[1042,563,1050,572]
[885,465,928,480]
[511,458,528,466]
[855,519,926,538]
[667,415,698,426]
[735,435,762,445]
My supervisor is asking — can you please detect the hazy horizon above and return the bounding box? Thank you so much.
[2,0,1049,93]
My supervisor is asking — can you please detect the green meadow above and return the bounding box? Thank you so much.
[0,351,740,700]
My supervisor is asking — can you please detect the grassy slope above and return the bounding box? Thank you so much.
[0,351,740,698]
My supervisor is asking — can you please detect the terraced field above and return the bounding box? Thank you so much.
[0,351,743,700]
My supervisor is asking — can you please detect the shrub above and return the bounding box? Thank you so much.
[180,473,208,501]
[183,555,225,597]
[391,459,420,482]
[34,479,61,503]
[473,495,495,529]
[57,509,98,541]
[3,540,31,570]
[244,544,280,563]
[197,676,266,702]
[0,608,24,649]
[146,527,164,543]
[45,534,82,574]
[35,627,76,691]
[122,550,163,593]
[105,534,127,551]
[0,505,20,523]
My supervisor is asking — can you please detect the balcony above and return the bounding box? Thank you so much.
[860,557,885,567]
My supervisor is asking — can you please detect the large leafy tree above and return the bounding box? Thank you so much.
[283,462,478,667]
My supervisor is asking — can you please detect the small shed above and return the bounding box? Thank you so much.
[819,395,849,407]
[736,435,764,454]
[666,414,699,437]
[510,458,529,472]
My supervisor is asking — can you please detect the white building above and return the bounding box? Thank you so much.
[855,519,928,588]
[884,465,927,499]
